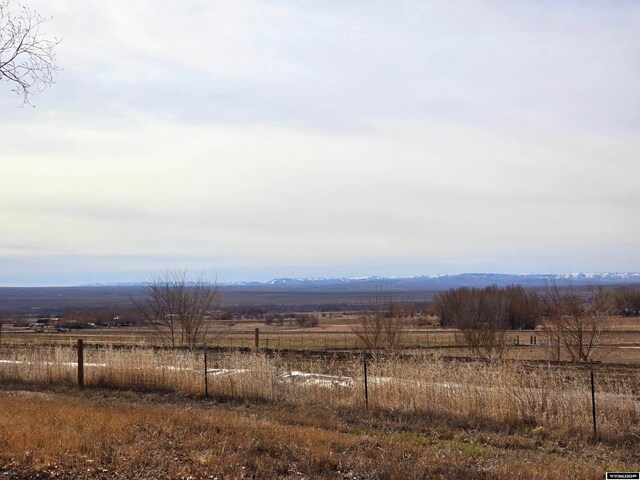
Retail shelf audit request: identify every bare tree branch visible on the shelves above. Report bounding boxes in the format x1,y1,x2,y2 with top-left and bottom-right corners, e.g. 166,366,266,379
352,287,407,355
432,286,519,360
0,0,61,105
542,281,615,363
132,270,223,349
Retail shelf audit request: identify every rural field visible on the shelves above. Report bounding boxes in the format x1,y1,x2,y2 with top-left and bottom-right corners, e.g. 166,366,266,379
0,385,638,480
3,0,640,477
3,311,640,363
1,309,639,478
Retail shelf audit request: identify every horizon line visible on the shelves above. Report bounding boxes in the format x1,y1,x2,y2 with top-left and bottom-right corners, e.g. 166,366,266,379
2,271,640,288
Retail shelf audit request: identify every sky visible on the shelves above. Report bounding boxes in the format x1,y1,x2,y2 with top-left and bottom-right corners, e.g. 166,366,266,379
1,0,639,286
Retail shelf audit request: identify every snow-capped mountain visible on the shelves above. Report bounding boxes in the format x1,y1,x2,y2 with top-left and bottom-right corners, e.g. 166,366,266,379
84,273,640,290
225,273,640,291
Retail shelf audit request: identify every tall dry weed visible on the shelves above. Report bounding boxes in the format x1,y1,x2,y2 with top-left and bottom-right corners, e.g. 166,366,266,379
1,346,637,442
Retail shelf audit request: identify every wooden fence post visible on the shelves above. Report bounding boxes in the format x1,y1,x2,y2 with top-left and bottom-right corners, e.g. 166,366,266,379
77,339,84,388
254,328,259,351
590,359,597,437
204,343,208,398
363,352,369,409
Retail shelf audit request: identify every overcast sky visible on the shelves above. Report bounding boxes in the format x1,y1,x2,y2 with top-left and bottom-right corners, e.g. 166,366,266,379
1,0,639,286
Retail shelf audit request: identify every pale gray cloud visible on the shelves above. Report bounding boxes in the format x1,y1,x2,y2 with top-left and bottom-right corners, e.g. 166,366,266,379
1,0,639,285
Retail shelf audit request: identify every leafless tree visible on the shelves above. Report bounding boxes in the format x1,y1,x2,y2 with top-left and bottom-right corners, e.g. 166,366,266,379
611,287,640,317
0,0,60,105
434,285,541,330
458,288,508,360
134,271,223,349
352,290,407,354
433,286,509,360
543,281,615,363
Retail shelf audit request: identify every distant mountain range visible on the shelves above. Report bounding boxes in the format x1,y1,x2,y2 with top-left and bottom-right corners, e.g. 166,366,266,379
84,273,640,291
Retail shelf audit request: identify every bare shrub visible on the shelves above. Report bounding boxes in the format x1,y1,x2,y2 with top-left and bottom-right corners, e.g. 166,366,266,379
352,292,407,353
432,286,507,359
503,285,542,329
295,313,318,328
543,282,616,363
133,270,222,349
611,287,640,317
432,285,544,359
461,287,508,360
216,310,234,321
434,285,542,330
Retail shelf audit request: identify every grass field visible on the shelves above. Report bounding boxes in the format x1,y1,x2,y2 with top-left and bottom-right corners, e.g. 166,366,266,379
1,315,638,478
1,346,638,443
2,315,640,363
0,387,638,479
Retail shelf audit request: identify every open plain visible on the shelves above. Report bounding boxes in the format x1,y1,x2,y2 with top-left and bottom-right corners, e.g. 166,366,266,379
1,286,639,478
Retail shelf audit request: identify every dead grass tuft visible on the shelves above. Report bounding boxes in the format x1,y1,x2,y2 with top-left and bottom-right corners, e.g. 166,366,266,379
0,346,638,443
1,390,635,479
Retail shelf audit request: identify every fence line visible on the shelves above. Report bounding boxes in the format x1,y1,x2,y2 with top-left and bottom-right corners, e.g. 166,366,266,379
2,329,640,355
0,343,638,443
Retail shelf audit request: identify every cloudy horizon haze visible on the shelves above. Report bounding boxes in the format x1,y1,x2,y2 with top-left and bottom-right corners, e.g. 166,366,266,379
1,1,639,287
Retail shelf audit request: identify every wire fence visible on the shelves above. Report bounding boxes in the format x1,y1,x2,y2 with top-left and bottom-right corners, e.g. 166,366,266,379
1,341,638,443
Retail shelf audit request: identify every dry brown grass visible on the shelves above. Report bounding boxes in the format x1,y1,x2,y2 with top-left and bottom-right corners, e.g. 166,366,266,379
2,315,639,359
1,346,638,444
0,389,636,479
